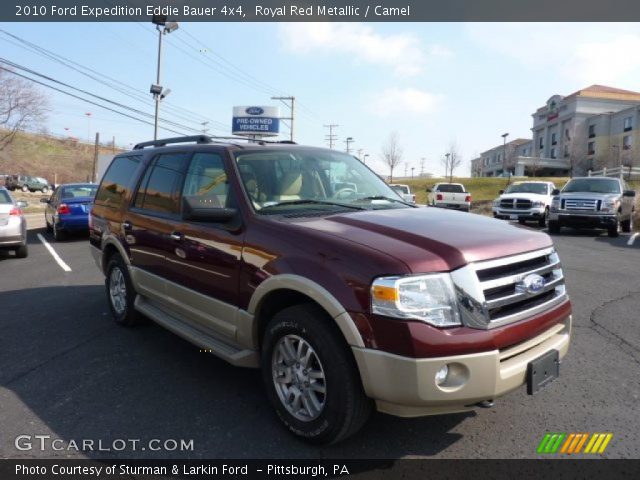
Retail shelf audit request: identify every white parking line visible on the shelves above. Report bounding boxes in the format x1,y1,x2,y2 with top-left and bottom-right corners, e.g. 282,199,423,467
37,233,72,272
628,233,639,246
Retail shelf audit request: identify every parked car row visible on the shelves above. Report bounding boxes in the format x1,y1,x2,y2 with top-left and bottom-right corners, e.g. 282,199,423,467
5,174,52,193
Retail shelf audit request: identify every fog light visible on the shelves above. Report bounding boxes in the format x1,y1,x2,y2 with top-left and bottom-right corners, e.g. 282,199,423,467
435,365,449,386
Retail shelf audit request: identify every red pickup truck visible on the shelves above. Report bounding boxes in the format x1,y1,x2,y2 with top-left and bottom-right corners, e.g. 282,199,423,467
90,137,571,444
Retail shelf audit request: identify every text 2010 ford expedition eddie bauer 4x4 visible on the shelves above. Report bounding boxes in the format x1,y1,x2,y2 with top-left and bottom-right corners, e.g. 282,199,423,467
89,136,571,444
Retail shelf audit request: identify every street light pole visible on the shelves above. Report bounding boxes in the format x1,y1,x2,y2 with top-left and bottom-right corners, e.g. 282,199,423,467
345,137,354,154
363,154,369,165
151,17,178,140
501,132,509,175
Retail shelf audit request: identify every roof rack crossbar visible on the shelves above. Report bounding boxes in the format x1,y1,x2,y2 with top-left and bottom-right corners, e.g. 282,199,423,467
133,135,213,150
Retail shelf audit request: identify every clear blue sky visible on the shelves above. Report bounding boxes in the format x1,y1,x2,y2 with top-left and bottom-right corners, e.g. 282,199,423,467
2,22,640,176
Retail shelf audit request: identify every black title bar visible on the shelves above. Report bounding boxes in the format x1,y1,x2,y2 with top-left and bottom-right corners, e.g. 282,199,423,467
4,0,640,22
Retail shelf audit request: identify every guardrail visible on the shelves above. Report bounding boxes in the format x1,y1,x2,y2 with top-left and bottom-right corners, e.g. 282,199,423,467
588,166,640,180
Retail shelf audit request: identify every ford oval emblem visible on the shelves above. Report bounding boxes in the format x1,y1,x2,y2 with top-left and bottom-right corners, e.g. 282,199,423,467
515,274,546,295
245,107,264,115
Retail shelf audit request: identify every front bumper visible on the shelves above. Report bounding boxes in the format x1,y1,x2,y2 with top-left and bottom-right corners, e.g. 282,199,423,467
549,211,616,229
352,315,571,417
493,206,546,220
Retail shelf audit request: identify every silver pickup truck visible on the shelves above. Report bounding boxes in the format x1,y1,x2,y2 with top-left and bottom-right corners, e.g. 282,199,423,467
548,177,636,237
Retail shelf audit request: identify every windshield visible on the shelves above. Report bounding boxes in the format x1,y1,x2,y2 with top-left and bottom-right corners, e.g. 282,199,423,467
234,148,408,214
562,178,621,194
61,184,98,199
505,183,549,195
436,184,464,193
0,190,12,204
36,177,48,183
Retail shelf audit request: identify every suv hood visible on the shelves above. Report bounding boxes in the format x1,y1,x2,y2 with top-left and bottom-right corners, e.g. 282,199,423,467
558,191,620,200
291,207,552,272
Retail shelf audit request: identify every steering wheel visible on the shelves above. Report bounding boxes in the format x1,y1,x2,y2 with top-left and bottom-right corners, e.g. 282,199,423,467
332,188,358,200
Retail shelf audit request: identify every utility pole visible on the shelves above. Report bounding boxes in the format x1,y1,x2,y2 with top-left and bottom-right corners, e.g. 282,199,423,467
420,157,426,176
356,149,364,161
323,124,339,149
272,96,295,141
92,132,100,183
411,167,415,179
201,121,209,134
345,137,355,154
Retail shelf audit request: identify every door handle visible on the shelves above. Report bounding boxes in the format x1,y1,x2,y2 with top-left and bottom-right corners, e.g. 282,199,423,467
169,232,184,242
122,221,132,231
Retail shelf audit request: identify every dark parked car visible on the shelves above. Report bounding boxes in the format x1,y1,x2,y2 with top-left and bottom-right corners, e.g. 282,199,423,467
42,183,97,241
90,136,571,444
5,174,51,193
0,186,28,258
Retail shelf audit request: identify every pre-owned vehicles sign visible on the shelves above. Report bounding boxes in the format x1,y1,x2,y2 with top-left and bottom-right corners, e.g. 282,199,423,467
232,106,280,136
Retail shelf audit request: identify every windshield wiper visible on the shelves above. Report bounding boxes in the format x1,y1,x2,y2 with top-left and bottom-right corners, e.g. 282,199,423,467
260,199,366,211
354,196,416,207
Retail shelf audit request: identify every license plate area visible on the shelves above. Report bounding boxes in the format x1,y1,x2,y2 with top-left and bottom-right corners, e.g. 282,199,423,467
510,214,518,220
527,349,559,395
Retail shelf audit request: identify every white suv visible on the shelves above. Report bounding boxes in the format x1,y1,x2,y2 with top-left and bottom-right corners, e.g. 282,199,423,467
492,181,556,227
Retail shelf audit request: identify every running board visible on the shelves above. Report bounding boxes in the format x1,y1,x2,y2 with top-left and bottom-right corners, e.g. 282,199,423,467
134,296,259,368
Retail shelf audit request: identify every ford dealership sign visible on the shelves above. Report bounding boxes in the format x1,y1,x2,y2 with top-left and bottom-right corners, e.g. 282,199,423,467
232,106,280,137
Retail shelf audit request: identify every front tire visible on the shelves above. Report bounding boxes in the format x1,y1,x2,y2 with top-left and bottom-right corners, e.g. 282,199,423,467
21,185,29,192
621,214,633,233
548,220,561,234
15,244,28,258
105,253,140,326
608,214,621,238
261,304,372,445
538,208,549,228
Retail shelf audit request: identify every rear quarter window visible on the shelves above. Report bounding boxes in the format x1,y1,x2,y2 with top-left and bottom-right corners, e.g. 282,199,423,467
94,155,142,209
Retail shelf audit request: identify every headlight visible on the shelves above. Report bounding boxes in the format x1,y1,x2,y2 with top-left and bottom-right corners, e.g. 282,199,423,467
371,274,461,327
551,197,560,207
601,199,619,213
493,199,500,207
531,201,544,208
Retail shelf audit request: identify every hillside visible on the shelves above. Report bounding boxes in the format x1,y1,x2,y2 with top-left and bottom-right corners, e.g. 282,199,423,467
0,130,123,185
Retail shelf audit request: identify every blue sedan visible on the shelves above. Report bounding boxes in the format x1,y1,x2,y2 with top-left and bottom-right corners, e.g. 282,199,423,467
43,183,97,241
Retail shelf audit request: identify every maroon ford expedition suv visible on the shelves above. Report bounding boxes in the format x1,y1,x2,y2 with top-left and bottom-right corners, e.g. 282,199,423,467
90,136,571,444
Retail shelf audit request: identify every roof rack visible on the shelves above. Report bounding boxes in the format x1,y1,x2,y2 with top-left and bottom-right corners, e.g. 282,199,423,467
133,135,213,150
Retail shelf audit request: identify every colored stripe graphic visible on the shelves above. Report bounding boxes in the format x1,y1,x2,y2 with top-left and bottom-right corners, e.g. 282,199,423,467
538,433,612,455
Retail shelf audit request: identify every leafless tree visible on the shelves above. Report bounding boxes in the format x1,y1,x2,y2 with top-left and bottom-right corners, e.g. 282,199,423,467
381,131,403,183
0,68,48,151
441,142,462,183
566,123,588,177
502,143,518,176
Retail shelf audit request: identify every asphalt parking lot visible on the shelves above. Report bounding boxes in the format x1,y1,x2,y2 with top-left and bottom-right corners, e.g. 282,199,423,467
1,220,639,459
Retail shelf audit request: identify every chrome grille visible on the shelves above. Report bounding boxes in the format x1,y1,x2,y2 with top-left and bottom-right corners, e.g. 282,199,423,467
499,198,532,210
454,247,568,330
563,198,598,211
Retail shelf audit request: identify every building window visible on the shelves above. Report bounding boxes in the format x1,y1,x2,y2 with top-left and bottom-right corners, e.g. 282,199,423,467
565,128,571,141
588,141,595,155
623,135,632,150
588,125,595,138
624,116,633,132
564,145,569,157
550,148,556,159
551,132,557,145
539,137,544,149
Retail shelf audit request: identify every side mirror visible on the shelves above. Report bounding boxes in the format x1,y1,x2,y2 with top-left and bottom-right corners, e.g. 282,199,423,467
40,197,49,204
182,196,236,223
498,190,504,195
552,189,561,196
623,190,636,197
16,201,28,208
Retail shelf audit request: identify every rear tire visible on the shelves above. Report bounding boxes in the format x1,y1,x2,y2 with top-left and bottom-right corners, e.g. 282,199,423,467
261,303,372,445
21,185,29,192
41,186,49,194
52,221,65,241
105,253,140,327
548,220,561,234
15,244,28,258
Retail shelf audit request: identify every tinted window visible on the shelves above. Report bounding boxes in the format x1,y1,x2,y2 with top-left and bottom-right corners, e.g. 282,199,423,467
61,185,97,199
95,155,141,209
182,153,229,207
505,183,549,195
135,153,189,215
437,184,464,193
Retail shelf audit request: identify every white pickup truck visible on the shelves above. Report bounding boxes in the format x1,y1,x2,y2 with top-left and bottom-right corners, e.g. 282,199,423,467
389,184,416,204
492,181,556,227
427,183,471,211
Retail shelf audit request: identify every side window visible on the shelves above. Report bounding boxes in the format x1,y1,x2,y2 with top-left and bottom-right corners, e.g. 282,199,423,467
182,153,230,207
134,153,189,215
94,155,142,209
